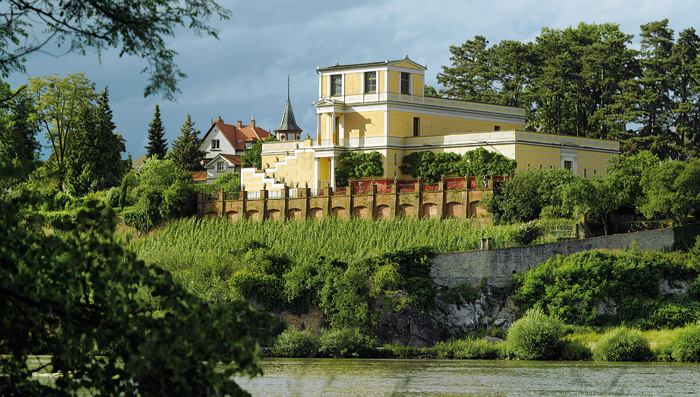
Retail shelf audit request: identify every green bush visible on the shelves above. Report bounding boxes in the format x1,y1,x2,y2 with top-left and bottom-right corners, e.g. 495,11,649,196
452,338,499,359
104,186,120,208
593,327,651,361
123,208,154,235
229,270,284,310
510,221,542,245
506,307,564,360
272,329,319,358
670,325,700,362
318,327,376,358
560,338,592,361
444,283,481,307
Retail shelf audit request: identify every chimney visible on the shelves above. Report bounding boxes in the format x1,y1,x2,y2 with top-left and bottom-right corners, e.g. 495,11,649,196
237,121,242,128
250,119,256,128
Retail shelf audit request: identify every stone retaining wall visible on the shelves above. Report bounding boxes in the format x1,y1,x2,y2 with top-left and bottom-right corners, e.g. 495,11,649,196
431,228,676,288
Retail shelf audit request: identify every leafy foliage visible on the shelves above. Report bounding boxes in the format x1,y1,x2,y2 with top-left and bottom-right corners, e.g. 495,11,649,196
506,307,564,360
241,136,277,169
0,82,40,185
485,168,577,224
456,147,517,180
513,249,698,326
271,329,319,358
399,151,460,183
639,159,700,223
669,324,700,362
0,0,232,99
593,328,652,361
0,193,274,395
335,151,384,186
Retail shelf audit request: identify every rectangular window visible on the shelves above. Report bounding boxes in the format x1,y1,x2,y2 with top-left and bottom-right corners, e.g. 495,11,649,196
217,162,225,172
331,74,342,96
413,117,420,137
394,154,397,165
364,71,377,93
401,72,410,94
564,160,572,170
211,139,220,150
245,141,253,149
494,125,501,131
584,169,587,178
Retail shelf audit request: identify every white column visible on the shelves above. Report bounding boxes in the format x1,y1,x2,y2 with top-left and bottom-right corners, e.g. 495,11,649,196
330,156,336,188
316,114,321,141
314,157,320,189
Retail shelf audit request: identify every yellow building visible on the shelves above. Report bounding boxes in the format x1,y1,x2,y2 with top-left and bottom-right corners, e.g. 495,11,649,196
241,56,619,191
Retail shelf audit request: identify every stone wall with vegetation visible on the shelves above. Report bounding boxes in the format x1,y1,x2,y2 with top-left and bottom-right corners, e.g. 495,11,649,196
431,228,676,288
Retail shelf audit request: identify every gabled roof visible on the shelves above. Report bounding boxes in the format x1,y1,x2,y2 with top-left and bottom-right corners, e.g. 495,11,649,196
204,153,241,168
201,118,272,151
317,55,427,72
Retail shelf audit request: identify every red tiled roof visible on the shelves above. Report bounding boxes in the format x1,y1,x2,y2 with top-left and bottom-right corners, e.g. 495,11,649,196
192,171,207,181
220,154,241,165
204,118,272,151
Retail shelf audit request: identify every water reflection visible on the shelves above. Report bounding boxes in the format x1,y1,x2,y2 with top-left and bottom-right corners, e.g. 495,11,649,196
235,358,700,396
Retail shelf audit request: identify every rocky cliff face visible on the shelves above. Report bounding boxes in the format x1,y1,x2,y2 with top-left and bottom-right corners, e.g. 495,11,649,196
372,285,520,347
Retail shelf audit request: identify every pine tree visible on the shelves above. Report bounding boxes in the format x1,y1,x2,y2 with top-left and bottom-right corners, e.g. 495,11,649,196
145,104,167,159
65,88,124,196
170,114,206,172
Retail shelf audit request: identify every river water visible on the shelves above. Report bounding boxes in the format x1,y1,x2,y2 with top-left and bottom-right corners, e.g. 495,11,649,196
236,358,700,396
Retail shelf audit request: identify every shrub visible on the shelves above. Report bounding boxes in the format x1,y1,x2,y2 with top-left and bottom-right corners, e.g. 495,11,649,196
670,325,700,362
452,338,499,359
560,338,592,361
506,307,564,360
123,208,154,235
510,221,542,245
104,186,120,208
318,328,376,358
593,328,651,361
229,270,284,310
272,329,319,358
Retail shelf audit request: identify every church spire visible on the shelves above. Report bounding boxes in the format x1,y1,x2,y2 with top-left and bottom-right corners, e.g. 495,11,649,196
275,75,302,140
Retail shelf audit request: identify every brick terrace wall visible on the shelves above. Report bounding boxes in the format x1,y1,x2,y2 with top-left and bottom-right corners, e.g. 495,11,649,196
431,228,676,288
198,180,495,221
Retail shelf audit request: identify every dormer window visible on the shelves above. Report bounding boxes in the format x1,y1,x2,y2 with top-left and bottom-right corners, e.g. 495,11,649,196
364,71,377,93
331,74,342,96
211,139,220,150
245,141,253,149
217,161,225,172
400,72,410,95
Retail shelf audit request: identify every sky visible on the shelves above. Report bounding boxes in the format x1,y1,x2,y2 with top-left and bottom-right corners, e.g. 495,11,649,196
6,0,699,159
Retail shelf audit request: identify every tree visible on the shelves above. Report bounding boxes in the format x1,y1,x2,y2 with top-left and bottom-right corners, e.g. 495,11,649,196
639,159,700,224
0,193,275,395
27,72,97,174
671,28,700,159
65,88,125,196
485,168,577,224
456,147,517,180
170,114,206,172
606,150,660,210
563,174,628,235
241,136,277,169
145,104,168,159
399,151,460,183
335,151,384,187
0,1,231,100
0,82,40,178
437,35,497,103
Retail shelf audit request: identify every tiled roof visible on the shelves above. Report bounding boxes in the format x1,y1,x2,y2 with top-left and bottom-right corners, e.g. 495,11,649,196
220,154,241,165
192,171,207,181
202,118,272,151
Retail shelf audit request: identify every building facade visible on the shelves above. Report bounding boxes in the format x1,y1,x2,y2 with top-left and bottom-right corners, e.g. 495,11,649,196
240,57,619,191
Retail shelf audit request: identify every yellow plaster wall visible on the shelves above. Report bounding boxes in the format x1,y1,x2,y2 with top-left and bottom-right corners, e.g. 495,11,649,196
321,75,327,97
412,74,423,96
378,71,386,94
388,110,522,138
514,143,561,171
268,150,317,187
344,111,385,138
345,72,361,96
388,71,399,93
392,61,423,70
577,150,614,177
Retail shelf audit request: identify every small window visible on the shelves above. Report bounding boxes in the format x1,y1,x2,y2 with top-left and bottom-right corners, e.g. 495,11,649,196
245,141,253,149
494,125,501,131
413,117,420,137
594,169,597,176
211,139,220,150
584,169,587,178
365,71,377,93
331,74,342,96
401,72,410,95
217,162,225,172
564,160,572,170
394,154,397,165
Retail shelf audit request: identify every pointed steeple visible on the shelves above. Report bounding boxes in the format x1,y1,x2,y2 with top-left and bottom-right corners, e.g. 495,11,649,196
275,76,302,139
